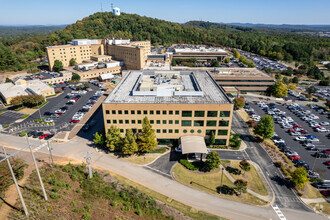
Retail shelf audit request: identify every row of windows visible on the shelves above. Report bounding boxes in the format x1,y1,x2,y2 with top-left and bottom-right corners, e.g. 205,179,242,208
106,119,229,127
105,110,230,117
112,128,228,136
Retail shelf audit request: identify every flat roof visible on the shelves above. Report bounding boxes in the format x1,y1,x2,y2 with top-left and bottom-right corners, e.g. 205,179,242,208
104,70,231,104
175,48,226,53
212,68,274,79
181,135,208,154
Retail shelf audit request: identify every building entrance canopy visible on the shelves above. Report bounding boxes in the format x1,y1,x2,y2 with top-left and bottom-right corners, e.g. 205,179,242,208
181,135,208,155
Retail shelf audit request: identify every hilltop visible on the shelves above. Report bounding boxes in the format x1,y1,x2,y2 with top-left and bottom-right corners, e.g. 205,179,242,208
0,12,329,72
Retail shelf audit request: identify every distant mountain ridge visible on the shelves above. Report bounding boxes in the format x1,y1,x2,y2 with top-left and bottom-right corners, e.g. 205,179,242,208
216,22,330,32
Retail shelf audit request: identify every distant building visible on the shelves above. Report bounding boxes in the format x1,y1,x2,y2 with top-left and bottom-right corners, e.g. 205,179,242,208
113,7,120,16
210,68,275,92
46,39,150,71
172,47,227,63
0,78,54,104
102,70,233,146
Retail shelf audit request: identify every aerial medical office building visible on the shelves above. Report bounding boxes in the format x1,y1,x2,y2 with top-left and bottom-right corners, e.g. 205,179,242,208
102,70,233,146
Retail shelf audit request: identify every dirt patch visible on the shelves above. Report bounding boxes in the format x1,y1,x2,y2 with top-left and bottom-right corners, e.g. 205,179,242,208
18,108,38,115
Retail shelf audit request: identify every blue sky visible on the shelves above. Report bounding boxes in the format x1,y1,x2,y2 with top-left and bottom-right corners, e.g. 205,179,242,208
0,0,329,25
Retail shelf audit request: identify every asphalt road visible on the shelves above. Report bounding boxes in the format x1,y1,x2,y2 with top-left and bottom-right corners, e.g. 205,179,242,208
12,83,100,134
230,112,311,211
248,101,330,180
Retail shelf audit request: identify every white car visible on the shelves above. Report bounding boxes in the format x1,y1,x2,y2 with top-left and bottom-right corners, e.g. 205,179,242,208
295,136,307,141
310,114,319,120
320,121,330,126
44,118,54,123
306,138,320,142
315,127,328,132
286,151,299,156
304,143,315,147
175,145,182,153
273,139,285,144
290,132,301,136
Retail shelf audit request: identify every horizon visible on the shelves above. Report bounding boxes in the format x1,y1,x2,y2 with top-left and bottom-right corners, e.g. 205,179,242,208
0,0,330,26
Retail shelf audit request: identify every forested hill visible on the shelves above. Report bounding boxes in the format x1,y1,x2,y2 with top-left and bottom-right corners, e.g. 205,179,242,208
0,12,329,72
0,25,66,39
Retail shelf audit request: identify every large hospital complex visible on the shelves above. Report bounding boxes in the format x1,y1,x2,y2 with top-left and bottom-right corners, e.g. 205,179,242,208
102,70,233,145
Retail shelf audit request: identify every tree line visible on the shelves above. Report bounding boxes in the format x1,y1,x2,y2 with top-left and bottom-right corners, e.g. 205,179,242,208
0,12,329,72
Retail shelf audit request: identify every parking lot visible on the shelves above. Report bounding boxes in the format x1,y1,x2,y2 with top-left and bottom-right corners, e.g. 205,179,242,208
246,101,330,180
0,111,25,125
13,82,102,137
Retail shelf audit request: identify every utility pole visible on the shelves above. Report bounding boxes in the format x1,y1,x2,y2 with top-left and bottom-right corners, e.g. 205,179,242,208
37,101,42,120
26,136,48,201
86,152,92,179
1,145,28,216
47,141,54,167
220,167,224,194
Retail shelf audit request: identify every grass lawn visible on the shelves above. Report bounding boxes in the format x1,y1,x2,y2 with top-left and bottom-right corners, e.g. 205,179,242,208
121,154,162,165
236,109,250,122
225,161,268,196
310,202,330,216
172,164,268,206
112,172,223,220
301,183,323,199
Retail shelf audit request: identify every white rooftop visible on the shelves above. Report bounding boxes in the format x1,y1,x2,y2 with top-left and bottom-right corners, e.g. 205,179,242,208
175,48,226,53
0,79,53,99
104,70,230,104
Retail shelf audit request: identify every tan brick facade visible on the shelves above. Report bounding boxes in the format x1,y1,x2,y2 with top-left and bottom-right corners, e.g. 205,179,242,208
102,103,233,145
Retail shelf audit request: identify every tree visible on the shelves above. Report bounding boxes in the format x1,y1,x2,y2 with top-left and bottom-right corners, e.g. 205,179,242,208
239,159,251,174
291,76,299,84
93,132,105,146
83,83,90,88
69,58,77,66
325,63,330,69
275,73,282,80
254,115,274,140
326,100,330,109
22,95,44,107
204,151,220,171
105,125,121,151
224,57,230,64
319,80,329,86
287,83,296,90
171,59,177,66
71,73,81,82
233,96,245,109
234,179,247,195
209,131,215,146
306,86,316,94
291,167,308,188
232,50,240,59
122,129,138,155
138,117,157,153
10,95,24,106
211,59,220,67
5,78,12,83
282,77,289,84
271,81,288,98
53,60,63,72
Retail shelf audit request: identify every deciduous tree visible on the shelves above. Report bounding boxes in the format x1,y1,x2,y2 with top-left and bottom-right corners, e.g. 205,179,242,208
205,151,220,171
291,167,308,188
69,58,77,66
53,60,63,72
93,132,105,146
71,73,81,82
254,115,274,140
271,81,288,98
105,126,121,151
234,179,247,195
233,96,245,109
239,159,251,174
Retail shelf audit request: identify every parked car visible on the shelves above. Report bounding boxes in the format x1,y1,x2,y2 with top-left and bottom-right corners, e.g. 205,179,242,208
295,136,307,141
82,124,90,131
175,145,182,153
33,132,43,138
44,134,54,140
44,111,53,116
320,190,330,197
27,131,37,137
320,121,329,126
70,119,80,123
44,118,54,123
289,155,301,160
39,133,50,139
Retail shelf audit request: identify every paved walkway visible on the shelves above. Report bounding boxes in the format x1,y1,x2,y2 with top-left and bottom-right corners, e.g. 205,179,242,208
0,134,327,220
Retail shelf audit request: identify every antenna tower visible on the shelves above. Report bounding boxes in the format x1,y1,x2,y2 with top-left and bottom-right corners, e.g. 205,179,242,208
111,3,114,11
101,2,103,12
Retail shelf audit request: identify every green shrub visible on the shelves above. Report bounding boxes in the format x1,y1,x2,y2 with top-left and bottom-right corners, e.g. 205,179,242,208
179,159,198,171
149,147,167,153
3,124,9,128
50,192,58,199
82,214,91,220
20,114,29,119
19,131,28,137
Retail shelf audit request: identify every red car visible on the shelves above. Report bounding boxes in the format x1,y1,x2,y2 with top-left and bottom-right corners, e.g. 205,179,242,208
70,119,80,123
289,155,301,160
324,161,330,166
55,112,63,115
288,129,295,133
293,124,302,129
59,82,64,84
73,98,78,101
321,190,330,197
300,130,308,134
39,133,50,139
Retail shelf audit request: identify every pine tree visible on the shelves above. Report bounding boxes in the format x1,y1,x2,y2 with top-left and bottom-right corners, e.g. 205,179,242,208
122,129,138,155
138,117,157,153
209,131,215,146
105,125,121,151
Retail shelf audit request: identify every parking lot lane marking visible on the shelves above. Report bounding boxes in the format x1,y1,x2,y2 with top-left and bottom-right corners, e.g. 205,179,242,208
271,204,287,220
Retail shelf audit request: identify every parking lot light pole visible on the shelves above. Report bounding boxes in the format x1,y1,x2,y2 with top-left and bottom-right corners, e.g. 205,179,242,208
220,167,224,194
37,100,42,120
